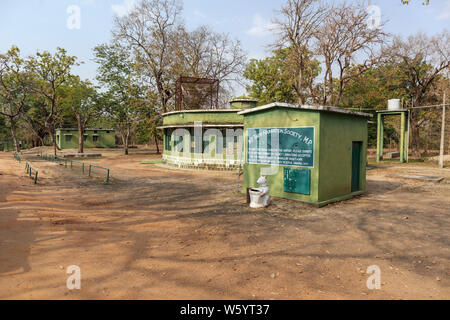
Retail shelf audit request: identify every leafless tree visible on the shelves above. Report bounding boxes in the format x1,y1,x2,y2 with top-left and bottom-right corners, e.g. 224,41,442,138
272,0,327,104
177,25,246,90
113,0,182,113
272,0,387,106
316,1,388,107
315,5,341,105
173,25,246,108
113,0,246,112
387,30,450,155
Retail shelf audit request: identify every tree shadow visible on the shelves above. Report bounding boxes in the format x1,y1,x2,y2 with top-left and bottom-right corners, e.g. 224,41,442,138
0,208,34,275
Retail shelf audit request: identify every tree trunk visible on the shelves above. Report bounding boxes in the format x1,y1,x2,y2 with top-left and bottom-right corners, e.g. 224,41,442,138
334,76,344,107
9,118,21,153
37,134,44,147
296,56,304,105
123,133,129,155
322,70,328,105
328,65,334,105
156,74,168,113
76,114,84,154
154,132,160,154
49,125,57,156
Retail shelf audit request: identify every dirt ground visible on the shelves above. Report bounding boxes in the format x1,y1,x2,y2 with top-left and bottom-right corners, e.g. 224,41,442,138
0,147,449,300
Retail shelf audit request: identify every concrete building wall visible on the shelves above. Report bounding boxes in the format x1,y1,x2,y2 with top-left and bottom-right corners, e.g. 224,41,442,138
56,129,116,149
317,112,368,206
162,127,244,170
163,111,243,126
160,110,245,170
229,99,258,110
241,105,370,207
242,108,321,204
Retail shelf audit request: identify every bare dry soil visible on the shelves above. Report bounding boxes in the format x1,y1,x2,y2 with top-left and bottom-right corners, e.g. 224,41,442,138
0,148,449,299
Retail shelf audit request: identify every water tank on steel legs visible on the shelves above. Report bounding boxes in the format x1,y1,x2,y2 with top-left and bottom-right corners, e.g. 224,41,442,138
388,99,401,111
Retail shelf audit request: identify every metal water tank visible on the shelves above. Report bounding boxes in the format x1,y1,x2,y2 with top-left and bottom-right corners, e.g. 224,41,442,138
388,99,401,111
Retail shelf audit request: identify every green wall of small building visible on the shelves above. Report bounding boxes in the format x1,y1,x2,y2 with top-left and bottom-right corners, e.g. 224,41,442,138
162,126,244,160
242,108,321,204
242,106,368,207
163,111,243,126
56,129,116,149
159,105,369,207
229,99,258,110
318,112,368,204
161,110,245,166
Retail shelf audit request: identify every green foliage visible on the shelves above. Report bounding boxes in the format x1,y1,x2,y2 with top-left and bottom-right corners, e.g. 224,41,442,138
60,77,99,124
341,63,412,147
88,114,115,130
27,47,80,98
0,114,9,140
0,46,36,151
135,122,152,144
340,64,410,111
25,47,81,152
58,77,103,152
94,43,150,153
23,94,53,145
244,49,295,105
243,48,320,105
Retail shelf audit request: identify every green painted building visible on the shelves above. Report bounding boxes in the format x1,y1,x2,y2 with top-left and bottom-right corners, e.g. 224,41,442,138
238,103,372,207
229,97,258,110
159,99,372,206
55,128,116,149
158,109,245,170
158,97,265,170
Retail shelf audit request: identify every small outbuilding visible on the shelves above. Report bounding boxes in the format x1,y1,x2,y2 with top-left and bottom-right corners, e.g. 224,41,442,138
56,128,116,149
158,98,260,170
238,103,372,207
158,109,245,170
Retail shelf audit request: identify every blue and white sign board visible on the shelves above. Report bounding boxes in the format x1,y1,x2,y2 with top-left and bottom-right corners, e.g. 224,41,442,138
247,127,315,168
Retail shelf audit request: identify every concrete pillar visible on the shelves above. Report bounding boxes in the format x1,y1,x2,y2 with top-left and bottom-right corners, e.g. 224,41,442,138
376,113,384,162
400,112,406,163
404,112,409,163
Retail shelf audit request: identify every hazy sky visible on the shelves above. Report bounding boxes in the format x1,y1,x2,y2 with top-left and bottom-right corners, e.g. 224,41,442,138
0,0,449,94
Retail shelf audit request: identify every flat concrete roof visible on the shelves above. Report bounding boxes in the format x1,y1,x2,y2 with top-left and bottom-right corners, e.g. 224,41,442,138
376,109,409,113
56,128,115,131
229,98,259,102
237,103,373,118
157,124,243,129
162,109,241,116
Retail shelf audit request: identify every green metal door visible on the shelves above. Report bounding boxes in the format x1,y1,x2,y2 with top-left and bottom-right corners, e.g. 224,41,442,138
284,168,311,195
351,142,362,192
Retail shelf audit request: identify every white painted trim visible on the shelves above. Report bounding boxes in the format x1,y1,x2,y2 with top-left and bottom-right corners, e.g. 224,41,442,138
237,102,373,118
163,154,244,166
157,124,244,129
162,109,242,116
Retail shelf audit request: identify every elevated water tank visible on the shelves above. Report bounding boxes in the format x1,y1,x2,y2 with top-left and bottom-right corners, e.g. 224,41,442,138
388,99,401,111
